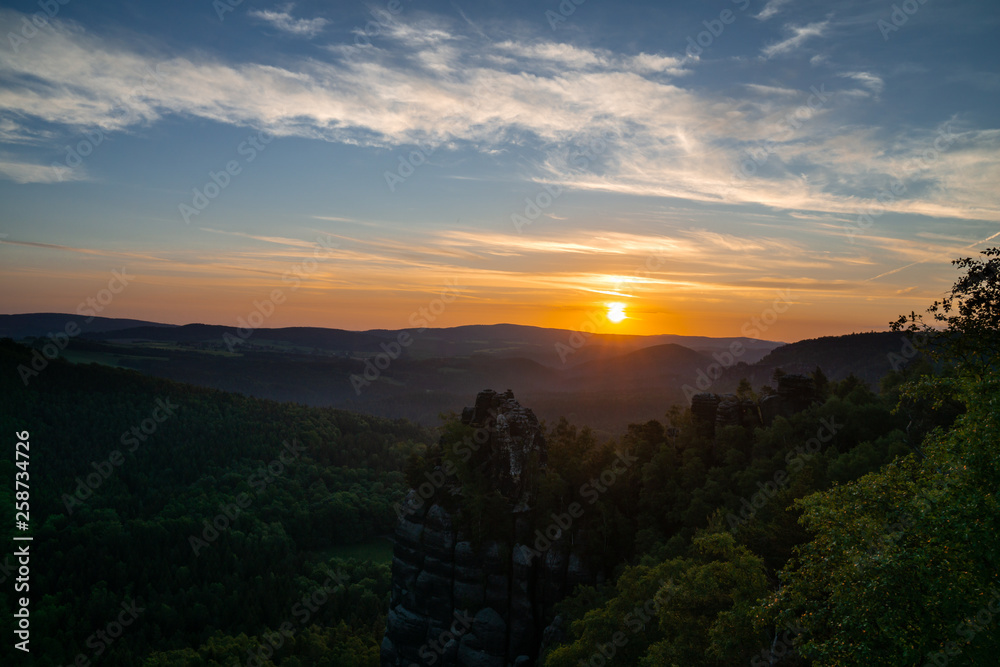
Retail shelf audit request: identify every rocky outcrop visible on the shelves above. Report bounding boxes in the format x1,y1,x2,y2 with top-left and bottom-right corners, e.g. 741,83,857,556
777,374,815,414
381,390,597,667
715,394,742,429
694,374,816,432
460,389,546,510
759,394,783,426
691,393,721,438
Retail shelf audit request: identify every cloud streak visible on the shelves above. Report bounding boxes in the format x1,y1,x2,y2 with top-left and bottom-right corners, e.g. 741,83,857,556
0,10,998,224
762,21,829,57
249,5,328,38
0,158,84,184
755,0,794,21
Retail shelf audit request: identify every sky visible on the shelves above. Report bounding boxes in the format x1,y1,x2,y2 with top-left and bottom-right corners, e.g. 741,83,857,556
1,0,998,342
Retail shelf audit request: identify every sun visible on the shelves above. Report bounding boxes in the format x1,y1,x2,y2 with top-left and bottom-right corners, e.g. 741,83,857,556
606,302,627,323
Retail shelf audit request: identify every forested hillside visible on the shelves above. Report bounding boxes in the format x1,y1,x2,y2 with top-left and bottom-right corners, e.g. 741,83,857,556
2,249,997,666
0,340,432,665
538,249,999,666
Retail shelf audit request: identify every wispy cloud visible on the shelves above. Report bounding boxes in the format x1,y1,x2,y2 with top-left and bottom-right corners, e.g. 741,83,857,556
839,71,884,96
762,21,829,58
0,238,161,261
743,83,801,97
198,228,329,250
755,0,793,21
0,158,84,184
1,10,998,223
249,5,328,38
494,40,605,69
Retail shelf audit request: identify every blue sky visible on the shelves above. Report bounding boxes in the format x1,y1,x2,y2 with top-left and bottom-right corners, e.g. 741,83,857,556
1,0,998,340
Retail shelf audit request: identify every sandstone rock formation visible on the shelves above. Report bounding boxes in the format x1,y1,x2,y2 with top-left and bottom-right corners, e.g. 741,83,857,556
715,394,742,429
460,389,547,510
777,373,815,414
691,392,721,438
694,373,817,433
381,390,597,667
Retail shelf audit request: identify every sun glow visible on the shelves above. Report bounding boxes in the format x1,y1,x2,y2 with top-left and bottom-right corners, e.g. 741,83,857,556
606,302,627,323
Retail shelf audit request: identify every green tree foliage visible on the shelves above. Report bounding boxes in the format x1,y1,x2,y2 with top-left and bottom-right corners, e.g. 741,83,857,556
810,366,829,401
5,248,995,666
541,373,908,665
143,559,389,666
770,372,999,665
892,247,1000,375
767,249,1000,665
545,533,770,667
0,340,430,666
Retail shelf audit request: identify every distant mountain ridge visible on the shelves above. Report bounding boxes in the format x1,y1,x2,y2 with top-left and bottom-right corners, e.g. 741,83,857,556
0,312,176,338
2,314,912,433
716,331,911,390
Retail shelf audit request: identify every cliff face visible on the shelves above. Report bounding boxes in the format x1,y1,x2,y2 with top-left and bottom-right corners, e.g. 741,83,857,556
461,389,547,510
380,390,597,667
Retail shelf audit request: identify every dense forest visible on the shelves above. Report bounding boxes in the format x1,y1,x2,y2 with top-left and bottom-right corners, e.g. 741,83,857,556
394,248,999,666
536,249,999,666
2,248,998,665
0,342,432,665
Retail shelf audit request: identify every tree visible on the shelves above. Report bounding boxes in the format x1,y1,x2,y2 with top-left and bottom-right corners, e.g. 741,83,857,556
770,249,1000,665
892,246,1000,377
810,366,829,400
768,373,1000,665
544,532,770,667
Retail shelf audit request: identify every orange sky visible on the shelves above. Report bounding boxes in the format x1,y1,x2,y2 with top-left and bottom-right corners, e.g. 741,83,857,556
0,224,954,343
2,3,999,345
